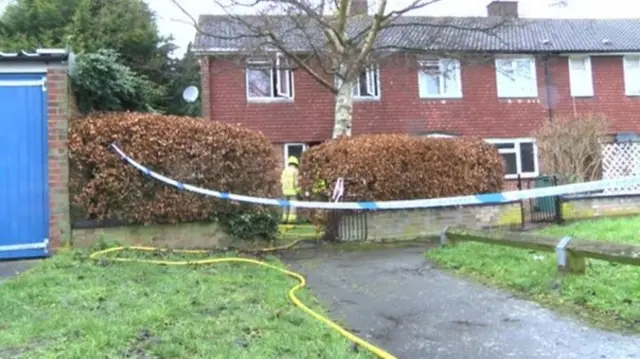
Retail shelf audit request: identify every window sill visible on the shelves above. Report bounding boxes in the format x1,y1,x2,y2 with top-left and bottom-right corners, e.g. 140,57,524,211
505,173,539,180
419,95,463,100
497,95,538,99
570,94,594,98
353,96,381,102
247,97,294,103
625,93,640,97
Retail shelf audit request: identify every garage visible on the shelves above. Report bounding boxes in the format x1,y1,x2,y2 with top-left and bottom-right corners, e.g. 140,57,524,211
0,49,71,260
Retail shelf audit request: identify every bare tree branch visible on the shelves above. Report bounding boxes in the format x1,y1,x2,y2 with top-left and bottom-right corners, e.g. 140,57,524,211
534,114,610,184
173,0,516,137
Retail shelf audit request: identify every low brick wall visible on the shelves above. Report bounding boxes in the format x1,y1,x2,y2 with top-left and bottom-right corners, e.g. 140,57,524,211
561,193,640,220
338,193,640,242
72,221,233,249
338,202,522,242
70,194,640,246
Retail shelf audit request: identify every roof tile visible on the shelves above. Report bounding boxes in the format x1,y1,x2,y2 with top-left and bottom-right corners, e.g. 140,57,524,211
194,15,640,53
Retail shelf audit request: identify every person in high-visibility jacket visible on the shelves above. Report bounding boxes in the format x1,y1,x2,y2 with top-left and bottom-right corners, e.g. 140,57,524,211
281,156,300,223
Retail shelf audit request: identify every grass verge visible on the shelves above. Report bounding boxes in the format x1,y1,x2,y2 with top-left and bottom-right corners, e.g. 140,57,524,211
0,248,372,359
426,216,640,332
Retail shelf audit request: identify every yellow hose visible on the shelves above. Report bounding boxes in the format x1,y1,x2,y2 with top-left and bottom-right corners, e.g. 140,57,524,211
89,241,397,359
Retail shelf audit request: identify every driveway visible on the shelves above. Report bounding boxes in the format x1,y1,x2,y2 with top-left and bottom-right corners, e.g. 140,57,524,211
282,245,640,359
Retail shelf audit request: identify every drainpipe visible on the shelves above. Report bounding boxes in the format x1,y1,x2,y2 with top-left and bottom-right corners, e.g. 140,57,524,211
543,53,554,123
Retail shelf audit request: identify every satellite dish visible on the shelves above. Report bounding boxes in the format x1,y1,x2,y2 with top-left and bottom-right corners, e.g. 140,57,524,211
182,86,199,103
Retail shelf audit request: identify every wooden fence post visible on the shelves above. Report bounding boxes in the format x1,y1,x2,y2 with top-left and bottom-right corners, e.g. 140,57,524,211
446,228,640,273
555,236,586,274
440,226,455,247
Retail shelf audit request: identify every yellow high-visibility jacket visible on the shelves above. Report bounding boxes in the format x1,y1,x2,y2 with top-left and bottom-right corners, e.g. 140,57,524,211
281,166,299,196
312,178,327,196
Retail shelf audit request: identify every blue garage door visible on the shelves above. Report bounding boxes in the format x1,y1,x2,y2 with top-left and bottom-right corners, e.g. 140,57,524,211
0,73,49,260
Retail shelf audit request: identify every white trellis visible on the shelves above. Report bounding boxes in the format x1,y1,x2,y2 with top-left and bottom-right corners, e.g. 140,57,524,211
601,141,640,194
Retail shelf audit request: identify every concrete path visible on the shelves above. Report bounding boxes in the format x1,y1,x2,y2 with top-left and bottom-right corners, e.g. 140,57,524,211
0,260,38,282
282,245,640,359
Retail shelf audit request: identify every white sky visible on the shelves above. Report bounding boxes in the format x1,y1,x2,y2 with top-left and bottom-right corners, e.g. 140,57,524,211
154,0,640,57
1,0,638,56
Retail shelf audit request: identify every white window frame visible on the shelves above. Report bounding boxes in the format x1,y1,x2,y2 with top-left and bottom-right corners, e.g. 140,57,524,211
353,66,381,100
494,56,538,98
417,58,462,98
568,55,594,97
623,55,640,96
284,143,307,166
245,54,294,102
485,138,539,179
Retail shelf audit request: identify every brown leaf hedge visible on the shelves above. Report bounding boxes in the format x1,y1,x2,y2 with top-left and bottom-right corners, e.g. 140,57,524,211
299,134,504,201
68,112,280,231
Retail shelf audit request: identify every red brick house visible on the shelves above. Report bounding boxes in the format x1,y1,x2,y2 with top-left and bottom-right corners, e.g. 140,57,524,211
193,1,640,183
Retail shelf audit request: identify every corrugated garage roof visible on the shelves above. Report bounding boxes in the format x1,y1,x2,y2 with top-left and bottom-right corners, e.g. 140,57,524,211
0,49,69,62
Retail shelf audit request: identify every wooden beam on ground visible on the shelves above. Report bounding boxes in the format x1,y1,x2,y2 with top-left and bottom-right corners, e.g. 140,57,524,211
443,228,640,274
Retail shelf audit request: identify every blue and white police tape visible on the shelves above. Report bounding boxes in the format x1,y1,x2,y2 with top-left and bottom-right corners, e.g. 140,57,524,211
111,143,640,210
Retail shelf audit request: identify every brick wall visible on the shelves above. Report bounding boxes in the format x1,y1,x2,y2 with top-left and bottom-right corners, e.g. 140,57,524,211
203,54,640,143
273,143,285,173
336,194,640,242
561,194,640,220
199,57,211,121
47,66,71,249
338,203,521,241
72,222,232,249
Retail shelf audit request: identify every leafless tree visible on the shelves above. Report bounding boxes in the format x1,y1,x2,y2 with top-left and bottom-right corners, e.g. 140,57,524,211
533,114,609,184
171,0,514,138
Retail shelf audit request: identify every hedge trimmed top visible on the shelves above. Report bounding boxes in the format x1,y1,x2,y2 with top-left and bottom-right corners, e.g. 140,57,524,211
69,114,504,224
298,134,504,202
69,112,279,225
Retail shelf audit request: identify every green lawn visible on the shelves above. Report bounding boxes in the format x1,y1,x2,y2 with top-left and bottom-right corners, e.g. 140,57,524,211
427,216,640,331
0,248,372,359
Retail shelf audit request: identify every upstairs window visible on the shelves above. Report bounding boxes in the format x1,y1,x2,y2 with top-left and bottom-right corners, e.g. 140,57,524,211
495,57,538,98
568,56,594,97
246,54,293,100
623,55,640,96
418,58,462,98
353,66,380,99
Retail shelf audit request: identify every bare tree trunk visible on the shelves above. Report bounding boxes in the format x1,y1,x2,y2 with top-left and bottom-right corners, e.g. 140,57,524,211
333,80,354,138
